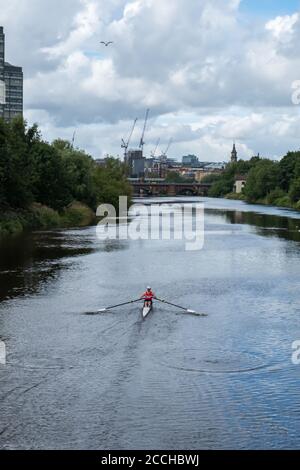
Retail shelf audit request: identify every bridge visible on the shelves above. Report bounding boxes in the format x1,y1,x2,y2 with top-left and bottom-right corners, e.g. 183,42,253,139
130,181,212,197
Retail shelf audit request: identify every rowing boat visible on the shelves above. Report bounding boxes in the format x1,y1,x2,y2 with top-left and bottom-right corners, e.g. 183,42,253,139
142,302,152,319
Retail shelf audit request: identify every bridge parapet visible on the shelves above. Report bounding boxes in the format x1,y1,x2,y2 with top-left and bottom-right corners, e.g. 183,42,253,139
130,181,212,197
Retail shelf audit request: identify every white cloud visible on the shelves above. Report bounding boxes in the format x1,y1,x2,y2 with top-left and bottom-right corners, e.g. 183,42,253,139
1,0,300,160
266,13,299,42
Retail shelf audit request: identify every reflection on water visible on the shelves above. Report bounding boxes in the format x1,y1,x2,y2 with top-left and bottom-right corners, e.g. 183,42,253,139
0,198,300,450
0,229,128,302
217,209,300,243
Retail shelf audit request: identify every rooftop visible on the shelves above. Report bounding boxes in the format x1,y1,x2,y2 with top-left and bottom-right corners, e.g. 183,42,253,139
4,62,23,72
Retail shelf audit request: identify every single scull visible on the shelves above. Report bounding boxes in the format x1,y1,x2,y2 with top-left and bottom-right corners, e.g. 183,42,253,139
142,302,153,319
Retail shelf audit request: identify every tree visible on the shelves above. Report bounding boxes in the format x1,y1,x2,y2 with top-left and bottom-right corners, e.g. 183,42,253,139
279,151,300,191
289,177,300,203
243,159,279,202
31,141,71,210
208,163,236,197
0,119,9,207
93,158,132,210
4,117,40,208
165,171,191,183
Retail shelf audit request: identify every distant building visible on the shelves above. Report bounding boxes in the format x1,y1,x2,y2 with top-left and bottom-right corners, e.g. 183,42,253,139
194,168,223,182
94,158,107,167
127,150,145,178
202,162,226,171
231,143,238,163
234,176,247,194
182,154,199,166
0,26,23,122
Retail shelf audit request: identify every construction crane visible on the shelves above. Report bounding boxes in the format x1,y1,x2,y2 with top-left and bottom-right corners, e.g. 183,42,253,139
139,109,150,153
162,137,173,157
71,130,76,149
121,118,138,161
151,138,160,158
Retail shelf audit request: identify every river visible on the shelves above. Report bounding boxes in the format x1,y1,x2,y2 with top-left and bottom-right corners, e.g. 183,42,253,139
0,197,300,450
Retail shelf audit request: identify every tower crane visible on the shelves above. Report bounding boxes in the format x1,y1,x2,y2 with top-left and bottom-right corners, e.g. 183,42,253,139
139,109,150,153
162,138,173,158
71,130,76,149
121,118,138,161
151,138,160,158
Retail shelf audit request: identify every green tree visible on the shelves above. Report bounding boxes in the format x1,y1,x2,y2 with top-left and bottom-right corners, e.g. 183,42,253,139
289,177,300,203
93,158,132,210
243,159,279,202
31,141,72,210
279,151,300,191
53,141,97,209
0,119,9,207
4,117,40,208
165,171,191,183
208,163,236,197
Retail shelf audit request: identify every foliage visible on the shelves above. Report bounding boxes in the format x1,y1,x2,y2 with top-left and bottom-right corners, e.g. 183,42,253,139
207,153,300,211
200,173,221,184
278,151,300,191
289,177,300,203
165,171,192,183
243,159,279,202
93,157,132,210
0,118,131,219
265,188,287,205
208,163,236,197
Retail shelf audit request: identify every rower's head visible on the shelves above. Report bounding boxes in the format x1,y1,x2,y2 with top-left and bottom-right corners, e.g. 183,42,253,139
147,286,151,291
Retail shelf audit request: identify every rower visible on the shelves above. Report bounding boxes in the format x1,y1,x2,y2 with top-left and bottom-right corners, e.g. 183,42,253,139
141,286,156,308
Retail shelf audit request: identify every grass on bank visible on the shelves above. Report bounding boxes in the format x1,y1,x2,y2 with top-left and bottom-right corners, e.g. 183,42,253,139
0,202,95,239
224,191,300,211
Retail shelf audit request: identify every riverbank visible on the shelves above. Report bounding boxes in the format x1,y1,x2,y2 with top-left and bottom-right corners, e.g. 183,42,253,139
224,192,300,211
0,201,95,239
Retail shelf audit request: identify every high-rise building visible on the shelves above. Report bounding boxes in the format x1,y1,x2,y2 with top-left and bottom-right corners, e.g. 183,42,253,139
0,26,23,122
127,150,145,177
0,27,5,111
182,154,199,166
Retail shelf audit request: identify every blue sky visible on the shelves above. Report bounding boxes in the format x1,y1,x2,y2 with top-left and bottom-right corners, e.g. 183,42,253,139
240,0,300,17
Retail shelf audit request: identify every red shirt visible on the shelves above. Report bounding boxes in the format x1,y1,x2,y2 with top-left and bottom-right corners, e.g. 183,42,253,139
142,290,155,300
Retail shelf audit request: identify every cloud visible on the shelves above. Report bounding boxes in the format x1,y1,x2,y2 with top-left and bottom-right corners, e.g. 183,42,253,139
1,0,300,160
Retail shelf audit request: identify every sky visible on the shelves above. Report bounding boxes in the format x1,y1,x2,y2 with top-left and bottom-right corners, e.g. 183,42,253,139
1,0,300,162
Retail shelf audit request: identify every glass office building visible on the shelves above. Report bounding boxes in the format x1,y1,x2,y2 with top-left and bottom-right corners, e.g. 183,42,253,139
0,26,23,122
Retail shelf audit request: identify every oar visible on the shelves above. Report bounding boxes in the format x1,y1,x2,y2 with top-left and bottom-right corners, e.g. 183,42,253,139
98,298,141,313
156,298,207,317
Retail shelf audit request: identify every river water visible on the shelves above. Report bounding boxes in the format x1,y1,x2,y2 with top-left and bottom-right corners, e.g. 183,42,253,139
0,197,300,450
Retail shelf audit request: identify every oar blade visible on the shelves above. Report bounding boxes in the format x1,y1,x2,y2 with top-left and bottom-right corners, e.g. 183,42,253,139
186,309,208,317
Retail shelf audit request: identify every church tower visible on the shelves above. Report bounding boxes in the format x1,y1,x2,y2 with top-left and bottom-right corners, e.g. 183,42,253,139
231,143,237,163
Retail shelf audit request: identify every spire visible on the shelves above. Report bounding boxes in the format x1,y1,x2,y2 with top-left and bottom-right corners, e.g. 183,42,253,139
231,142,237,163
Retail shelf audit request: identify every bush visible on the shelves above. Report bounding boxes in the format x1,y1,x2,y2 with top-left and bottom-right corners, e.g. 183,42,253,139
0,217,23,238
244,159,279,202
266,188,287,205
289,177,300,203
294,200,300,211
30,204,61,229
61,202,95,227
274,195,292,208
225,192,246,201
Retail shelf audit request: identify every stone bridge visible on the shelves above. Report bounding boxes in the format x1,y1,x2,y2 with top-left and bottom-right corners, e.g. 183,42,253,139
131,181,212,197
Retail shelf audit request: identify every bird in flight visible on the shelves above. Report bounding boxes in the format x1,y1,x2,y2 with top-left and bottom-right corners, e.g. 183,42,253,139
100,41,113,47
